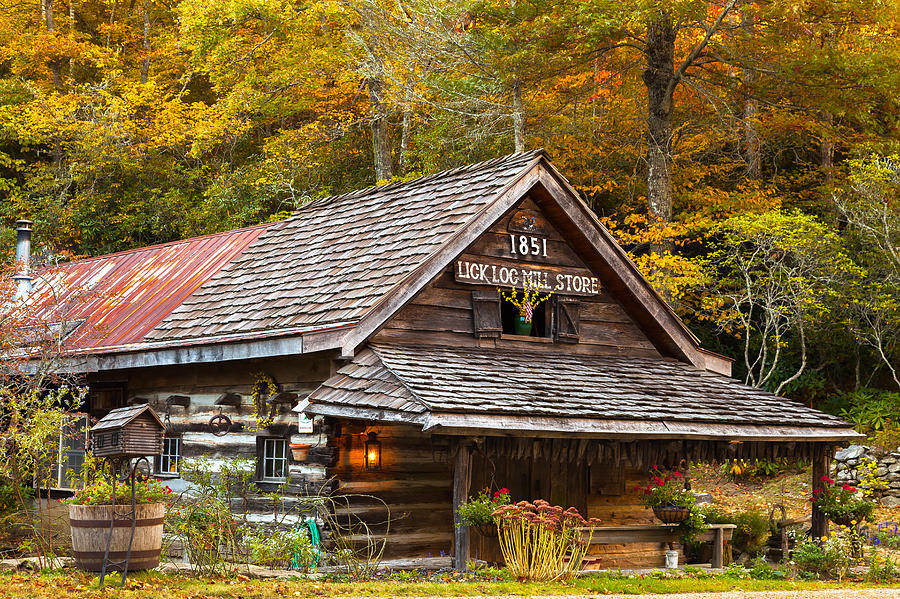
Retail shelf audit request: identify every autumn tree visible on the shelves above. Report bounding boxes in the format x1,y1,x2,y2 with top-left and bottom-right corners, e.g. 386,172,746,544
708,211,857,393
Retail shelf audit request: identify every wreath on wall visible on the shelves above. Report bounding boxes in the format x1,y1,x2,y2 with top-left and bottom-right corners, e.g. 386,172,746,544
249,372,278,431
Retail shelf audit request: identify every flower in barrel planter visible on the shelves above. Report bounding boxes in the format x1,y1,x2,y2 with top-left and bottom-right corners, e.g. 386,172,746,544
811,475,875,526
63,478,172,572
498,278,553,335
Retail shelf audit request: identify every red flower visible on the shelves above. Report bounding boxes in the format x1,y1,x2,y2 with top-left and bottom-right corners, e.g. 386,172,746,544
673,472,683,477
842,484,853,491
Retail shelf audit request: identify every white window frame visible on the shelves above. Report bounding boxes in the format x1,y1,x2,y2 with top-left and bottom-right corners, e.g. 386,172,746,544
44,413,89,491
156,436,181,477
261,438,288,481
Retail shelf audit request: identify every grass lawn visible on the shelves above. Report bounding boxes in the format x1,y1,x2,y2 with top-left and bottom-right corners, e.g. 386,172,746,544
0,570,898,598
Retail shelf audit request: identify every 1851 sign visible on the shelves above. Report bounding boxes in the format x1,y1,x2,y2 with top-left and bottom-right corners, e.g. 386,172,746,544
454,207,601,296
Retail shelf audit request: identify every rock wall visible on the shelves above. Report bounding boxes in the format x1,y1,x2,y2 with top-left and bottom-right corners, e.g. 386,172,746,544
832,445,900,508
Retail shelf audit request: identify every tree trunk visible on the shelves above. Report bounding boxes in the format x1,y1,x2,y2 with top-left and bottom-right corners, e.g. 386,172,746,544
43,0,62,89
742,12,761,179
68,0,75,79
821,112,834,184
642,15,676,255
512,79,525,152
811,445,830,540
140,0,150,84
399,84,412,176
367,76,393,182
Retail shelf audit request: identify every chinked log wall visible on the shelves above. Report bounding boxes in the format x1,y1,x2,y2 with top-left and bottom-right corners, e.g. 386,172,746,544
327,420,454,560
89,354,339,526
371,197,659,357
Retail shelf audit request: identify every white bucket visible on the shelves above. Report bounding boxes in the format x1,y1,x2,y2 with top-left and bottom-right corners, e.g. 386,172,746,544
665,549,679,569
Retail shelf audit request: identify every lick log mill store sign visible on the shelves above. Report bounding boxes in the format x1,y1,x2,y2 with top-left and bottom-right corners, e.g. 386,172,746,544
454,208,600,297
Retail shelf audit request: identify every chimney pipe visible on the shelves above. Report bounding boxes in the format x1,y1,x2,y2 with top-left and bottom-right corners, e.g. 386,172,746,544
13,219,33,300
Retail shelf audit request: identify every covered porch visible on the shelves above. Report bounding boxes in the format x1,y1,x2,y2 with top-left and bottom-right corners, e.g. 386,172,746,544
305,343,862,570
453,436,839,569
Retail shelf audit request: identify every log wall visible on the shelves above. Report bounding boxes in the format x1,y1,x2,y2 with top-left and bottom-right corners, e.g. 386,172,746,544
327,420,454,559
372,196,660,358
87,354,338,525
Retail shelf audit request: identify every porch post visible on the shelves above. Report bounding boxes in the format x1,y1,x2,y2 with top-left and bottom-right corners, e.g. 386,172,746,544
452,440,472,571
811,444,830,539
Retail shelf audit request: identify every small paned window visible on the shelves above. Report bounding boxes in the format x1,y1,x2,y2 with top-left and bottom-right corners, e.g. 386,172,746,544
261,438,288,481
157,437,181,476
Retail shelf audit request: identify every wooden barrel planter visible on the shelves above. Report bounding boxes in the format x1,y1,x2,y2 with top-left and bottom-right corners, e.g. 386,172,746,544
69,503,165,571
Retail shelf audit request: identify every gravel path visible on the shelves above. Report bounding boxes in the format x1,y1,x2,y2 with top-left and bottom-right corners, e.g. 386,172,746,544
418,591,900,599
602,590,900,599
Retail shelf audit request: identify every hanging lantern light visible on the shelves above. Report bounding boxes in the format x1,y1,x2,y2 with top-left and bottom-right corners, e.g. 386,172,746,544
364,432,382,471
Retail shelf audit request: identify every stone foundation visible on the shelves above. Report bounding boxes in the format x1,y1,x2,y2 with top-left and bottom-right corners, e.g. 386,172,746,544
832,445,900,508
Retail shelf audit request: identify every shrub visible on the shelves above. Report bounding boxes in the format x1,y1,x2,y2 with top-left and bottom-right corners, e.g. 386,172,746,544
242,525,317,571
731,510,771,556
493,500,600,581
721,458,790,480
702,508,769,556
792,536,853,580
0,478,31,517
167,497,239,576
867,547,900,582
747,556,788,580
872,522,900,550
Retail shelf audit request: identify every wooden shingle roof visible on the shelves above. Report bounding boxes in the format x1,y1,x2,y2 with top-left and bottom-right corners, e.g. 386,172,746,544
91,404,163,432
147,151,545,343
306,344,860,440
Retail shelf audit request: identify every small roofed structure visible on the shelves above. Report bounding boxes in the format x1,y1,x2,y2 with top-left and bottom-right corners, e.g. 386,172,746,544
90,405,165,458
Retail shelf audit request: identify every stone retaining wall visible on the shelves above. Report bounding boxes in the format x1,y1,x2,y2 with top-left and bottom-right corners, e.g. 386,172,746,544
832,445,900,507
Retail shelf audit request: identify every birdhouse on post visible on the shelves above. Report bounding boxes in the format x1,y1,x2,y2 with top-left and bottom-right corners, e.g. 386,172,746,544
90,405,165,458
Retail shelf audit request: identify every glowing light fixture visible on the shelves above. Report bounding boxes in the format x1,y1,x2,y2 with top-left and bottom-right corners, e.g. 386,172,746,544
364,432,382,470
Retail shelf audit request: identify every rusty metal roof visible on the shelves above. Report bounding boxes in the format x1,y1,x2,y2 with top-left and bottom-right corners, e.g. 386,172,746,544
27,224,270,352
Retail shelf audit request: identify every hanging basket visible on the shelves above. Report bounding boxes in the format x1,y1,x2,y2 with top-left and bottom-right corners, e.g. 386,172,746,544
653,506,692,524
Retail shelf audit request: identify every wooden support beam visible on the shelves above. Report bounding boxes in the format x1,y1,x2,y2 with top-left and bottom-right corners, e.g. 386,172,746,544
452,441,473,571
811,444,830,540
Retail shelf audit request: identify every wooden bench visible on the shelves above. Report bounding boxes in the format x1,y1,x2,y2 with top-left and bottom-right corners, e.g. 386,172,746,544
579,524,736,569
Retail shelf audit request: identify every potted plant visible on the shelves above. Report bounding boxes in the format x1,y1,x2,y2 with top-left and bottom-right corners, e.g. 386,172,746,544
636,467,695,524
456,487,512,564
290,443,312,461
498,279,553,336
64,477,172,571
811,475,875,526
